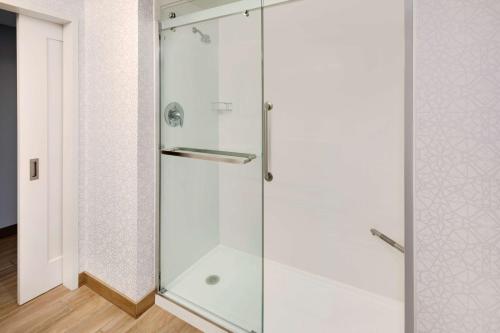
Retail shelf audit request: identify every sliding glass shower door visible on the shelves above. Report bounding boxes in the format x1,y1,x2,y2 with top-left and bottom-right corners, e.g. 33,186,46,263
159,3,263,333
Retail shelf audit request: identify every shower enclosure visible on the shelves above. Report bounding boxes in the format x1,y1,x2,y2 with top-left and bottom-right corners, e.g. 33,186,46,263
158,0,407,332
159,1,266,332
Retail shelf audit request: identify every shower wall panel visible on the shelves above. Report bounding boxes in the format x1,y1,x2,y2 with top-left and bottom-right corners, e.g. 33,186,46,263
263,0,405,301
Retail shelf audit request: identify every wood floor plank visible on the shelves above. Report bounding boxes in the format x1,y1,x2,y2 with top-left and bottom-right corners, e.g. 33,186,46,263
96,308,136,333
37,288,109,332
0,286,70,323
124,306,200,333
0,266,18,318
0,235,202,333
69,302,127,333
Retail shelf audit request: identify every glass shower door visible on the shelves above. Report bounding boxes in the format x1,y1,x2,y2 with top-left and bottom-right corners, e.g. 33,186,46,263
159,3,263,333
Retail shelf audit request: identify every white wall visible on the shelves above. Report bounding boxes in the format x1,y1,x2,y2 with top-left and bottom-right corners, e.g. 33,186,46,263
262,0,405,301
0,22,17,230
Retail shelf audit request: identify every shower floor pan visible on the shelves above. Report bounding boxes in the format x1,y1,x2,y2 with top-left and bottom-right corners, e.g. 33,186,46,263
162,245,403,333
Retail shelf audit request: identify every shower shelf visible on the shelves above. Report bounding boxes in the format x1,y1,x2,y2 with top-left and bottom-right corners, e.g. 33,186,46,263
212,102,232,112
161,147,256,164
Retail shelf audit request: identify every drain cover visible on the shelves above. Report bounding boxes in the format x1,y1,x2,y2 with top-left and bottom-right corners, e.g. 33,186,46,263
205,275,220,285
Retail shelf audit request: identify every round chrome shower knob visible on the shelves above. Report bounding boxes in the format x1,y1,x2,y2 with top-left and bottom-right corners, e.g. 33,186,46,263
165,102,184,128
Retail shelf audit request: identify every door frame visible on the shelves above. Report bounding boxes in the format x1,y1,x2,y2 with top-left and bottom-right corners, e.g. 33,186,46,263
0,0,79,291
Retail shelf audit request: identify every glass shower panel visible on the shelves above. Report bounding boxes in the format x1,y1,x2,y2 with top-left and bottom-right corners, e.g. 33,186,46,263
159,5,263,333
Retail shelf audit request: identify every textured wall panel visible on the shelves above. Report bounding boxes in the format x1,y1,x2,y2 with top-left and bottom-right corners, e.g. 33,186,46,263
415,1,500,332
81,0,156,301
82,0,140,300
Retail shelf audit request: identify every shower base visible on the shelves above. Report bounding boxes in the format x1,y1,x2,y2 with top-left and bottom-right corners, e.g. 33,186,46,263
165,245,261,333
264,260,404,333
161,245,403,333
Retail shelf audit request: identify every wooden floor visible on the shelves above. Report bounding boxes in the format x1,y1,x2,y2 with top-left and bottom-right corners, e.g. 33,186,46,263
0,235,201,333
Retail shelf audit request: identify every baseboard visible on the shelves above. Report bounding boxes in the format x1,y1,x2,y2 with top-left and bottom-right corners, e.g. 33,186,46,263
0,224,17,238
78,272,155,318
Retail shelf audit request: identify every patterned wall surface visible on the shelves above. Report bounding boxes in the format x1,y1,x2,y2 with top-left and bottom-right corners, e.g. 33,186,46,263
81,0,140,300
22,0,156,304
415,1,500,332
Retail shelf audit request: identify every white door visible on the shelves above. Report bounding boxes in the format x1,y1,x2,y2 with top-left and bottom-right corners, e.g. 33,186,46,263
17,14,64,304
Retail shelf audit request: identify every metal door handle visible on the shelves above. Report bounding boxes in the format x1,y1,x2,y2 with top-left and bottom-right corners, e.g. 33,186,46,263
30,158,39,181
264,101,273,182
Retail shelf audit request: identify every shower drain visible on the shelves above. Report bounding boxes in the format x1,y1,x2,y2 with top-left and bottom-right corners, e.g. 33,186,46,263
205,275,220,285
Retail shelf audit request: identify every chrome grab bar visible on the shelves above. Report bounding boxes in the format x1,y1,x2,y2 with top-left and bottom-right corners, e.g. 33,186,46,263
264,101,273,181
370,228,405,253
161,147,256,165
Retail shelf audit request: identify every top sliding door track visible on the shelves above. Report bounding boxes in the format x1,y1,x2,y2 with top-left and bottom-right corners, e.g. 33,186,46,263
160,0,292,30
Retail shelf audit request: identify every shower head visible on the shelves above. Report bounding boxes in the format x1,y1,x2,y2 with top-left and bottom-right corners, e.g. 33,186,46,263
192,27,211,44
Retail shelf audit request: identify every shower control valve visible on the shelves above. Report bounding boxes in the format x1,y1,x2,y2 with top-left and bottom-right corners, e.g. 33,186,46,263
165,102,184,128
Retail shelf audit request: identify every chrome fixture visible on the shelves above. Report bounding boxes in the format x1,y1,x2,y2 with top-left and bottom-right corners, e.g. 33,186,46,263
264,101,273,182
165,102,184,127
370,228,404,253
162,147,256,164
192,27,211,43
